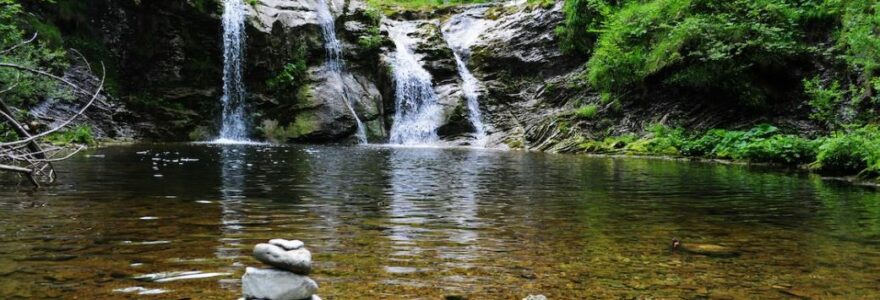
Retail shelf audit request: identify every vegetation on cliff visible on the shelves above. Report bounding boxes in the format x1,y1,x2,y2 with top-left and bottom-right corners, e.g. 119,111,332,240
554,0,880,180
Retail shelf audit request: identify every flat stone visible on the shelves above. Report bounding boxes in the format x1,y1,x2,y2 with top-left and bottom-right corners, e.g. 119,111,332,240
242,267,318,300
269,239,304,251
523,295,548,300
681,243,740,257
253,243,312,275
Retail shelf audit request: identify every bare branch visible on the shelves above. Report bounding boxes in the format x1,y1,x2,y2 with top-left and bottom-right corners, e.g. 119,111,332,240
69,48,93,74
0,62,95,96
0,62,105,147
0,32,38,55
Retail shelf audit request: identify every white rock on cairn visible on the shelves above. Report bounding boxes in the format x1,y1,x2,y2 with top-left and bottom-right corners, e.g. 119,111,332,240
243,239,321,300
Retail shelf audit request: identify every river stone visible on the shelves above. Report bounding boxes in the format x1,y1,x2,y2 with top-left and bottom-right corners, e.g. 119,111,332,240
524,295,547,300
242,267,318,300
253,243,312,275
681,243,740,258
269,239,304,251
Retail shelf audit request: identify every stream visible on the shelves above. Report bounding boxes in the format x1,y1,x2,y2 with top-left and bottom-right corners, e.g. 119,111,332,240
1,144,880,298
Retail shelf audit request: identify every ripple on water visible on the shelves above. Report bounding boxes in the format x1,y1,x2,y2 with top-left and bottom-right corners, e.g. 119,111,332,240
1,144,880,299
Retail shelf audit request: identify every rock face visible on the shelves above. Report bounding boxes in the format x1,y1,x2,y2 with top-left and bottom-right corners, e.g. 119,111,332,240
253,243,312,275
242,267,318,300
29,0,388,142
248,0,387,142
29,61,151,140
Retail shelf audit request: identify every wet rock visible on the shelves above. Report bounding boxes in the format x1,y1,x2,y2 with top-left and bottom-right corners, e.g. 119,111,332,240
253,243,312,275
242,267,318,300
269,239,304,250
676,242,740,258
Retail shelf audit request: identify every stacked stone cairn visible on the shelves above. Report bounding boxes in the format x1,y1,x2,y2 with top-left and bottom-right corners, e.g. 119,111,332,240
242,239,321,300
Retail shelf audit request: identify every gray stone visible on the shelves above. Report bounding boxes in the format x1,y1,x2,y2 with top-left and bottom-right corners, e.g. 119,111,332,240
242,267,318,300
523,295,548,300
253,243,312,275
269,239,304,250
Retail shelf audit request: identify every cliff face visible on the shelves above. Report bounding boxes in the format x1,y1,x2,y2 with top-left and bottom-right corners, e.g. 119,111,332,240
28,0,812,147
31,0,387,142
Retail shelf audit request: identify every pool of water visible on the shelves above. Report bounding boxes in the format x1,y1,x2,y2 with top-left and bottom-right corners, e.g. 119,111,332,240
1,144,879,299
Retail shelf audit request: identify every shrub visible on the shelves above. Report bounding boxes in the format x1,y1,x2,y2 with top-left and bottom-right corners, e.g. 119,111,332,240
574,104,599,119
813,126,880,175
45,124,96,146
266,46,308,94
585,0,804,104
358,26,383,50
803,76,845,125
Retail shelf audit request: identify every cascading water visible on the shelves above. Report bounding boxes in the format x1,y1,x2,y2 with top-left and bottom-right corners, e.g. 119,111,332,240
316,0,368,144
443,8,494,146
388,21,443,145
217,0,249,142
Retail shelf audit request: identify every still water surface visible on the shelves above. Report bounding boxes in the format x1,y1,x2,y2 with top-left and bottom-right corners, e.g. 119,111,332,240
1,144,880,299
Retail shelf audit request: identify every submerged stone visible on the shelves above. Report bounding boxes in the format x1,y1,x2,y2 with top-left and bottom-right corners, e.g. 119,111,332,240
253,243,312,275
242,267,318,300
680,243,740,257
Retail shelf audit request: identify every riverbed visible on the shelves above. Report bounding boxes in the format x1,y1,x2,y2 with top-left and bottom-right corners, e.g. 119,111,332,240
1,144,879,298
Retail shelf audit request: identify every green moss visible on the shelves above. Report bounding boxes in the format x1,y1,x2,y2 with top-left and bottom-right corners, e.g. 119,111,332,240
366,0,488,14
574,104,599,119
358,26,383,50
289,112,320,138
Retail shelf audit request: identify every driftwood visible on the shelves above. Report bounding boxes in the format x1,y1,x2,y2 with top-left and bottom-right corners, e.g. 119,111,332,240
0,33,104,187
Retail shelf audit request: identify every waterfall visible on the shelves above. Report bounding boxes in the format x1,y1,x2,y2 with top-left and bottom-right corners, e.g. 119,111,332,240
217,0,249,142
388,21,443,145
443,9,493,146
316,0,368,144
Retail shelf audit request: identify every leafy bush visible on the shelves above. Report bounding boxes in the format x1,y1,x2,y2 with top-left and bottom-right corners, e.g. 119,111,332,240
358,26,383,50
584,0,805,104
45,124,96,146
0,123,19,142
266,46,308,94
803,76,845,125
1,0,72,107
813,126,880,175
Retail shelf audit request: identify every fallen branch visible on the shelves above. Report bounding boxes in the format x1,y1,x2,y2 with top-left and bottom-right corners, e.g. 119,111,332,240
1,35,106,187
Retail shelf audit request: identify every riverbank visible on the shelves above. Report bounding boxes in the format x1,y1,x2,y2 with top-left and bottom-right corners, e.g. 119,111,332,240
551,124,880,185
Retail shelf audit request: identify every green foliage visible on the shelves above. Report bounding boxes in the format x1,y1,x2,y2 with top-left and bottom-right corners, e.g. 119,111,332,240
0,123,19,142
574,103,599,119
836,1,880,77
257,115,318,143
1,0,72,107
266,46,308,94
585,0,805,104
358,26,383,50
45,124,96,146
366,0,487,13
813,125,880,176
581,124,818,164
803,76,845,125
557,0,624,55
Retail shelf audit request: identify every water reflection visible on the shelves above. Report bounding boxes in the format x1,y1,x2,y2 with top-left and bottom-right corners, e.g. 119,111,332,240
1,144,880,299
216,146,248,261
